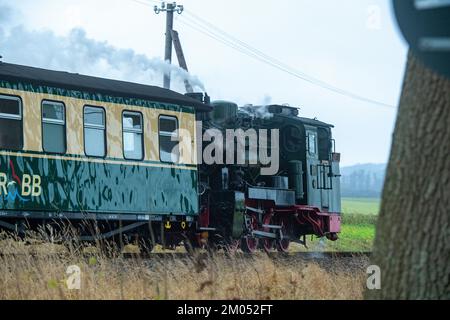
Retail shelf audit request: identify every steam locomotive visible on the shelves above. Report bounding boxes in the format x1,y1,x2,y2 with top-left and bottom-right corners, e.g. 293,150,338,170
0,62,341,252
193,100,341,252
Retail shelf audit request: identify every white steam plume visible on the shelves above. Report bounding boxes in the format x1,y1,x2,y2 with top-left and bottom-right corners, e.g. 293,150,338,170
240,94,274,119
0,4,204,92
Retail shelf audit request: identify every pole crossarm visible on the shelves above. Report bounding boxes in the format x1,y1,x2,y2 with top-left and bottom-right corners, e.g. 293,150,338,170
154,2,184,89
154,1,184,14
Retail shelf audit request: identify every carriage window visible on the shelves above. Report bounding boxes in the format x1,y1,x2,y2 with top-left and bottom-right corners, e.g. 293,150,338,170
308,133,317,155
42,101,66,154
84,106,106,157
122,111,143,160
159,116,179,163
0,95,23,150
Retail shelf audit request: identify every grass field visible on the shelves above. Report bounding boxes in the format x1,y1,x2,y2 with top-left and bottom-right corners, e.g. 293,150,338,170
302,221,376,252
342,197,381,215
0,236,368,300
334,197,379,251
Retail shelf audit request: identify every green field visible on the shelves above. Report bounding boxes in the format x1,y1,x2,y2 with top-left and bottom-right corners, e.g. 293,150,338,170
303,219,376,252
342,197,381,215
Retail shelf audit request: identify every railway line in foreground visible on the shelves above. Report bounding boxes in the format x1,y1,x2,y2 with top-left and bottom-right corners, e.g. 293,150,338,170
0,249,372,273
122,251,371,260
0,250,371,260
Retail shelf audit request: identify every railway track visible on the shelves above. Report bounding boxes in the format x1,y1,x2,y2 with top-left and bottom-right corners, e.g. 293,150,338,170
122,251,371,259
0,250,371,273
130,251,372,272
0,250,371,260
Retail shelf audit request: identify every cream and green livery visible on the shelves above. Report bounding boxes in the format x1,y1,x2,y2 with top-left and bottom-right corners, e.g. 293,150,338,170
0,62,210,244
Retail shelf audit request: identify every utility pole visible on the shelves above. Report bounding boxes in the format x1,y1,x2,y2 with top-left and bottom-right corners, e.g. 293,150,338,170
171,30,194,93
154,2,184,90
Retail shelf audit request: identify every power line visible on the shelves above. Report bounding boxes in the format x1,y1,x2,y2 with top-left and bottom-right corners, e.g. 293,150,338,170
184,10,315,80
178,15,326,83
176,16,351,96
182,10,395,108
129,0,396,108
176,17,270,67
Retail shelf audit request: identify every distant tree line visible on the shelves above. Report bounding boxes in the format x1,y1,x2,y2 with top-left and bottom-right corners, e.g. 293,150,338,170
340,164,386,198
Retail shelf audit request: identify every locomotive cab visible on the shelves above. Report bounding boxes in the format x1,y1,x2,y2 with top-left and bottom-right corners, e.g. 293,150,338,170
303,124,341,213
273,106,341,213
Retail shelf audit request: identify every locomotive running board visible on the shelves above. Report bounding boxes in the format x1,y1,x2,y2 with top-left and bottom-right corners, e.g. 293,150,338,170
262,224,282,229
245,206,264,214
252,230,277,239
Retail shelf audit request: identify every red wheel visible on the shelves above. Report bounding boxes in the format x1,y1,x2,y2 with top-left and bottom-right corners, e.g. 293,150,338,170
241,236,258,253
276,219,290,253
326,233,338,241
241,213,259,253
262,213,274,253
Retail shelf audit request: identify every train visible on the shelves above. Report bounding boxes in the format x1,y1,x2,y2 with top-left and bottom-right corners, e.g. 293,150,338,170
0,62,341,252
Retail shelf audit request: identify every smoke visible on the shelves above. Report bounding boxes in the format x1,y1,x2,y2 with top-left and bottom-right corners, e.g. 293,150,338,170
240,105,274,120
0,4,204,91
240,95,274,119
309,237,327,259
0,2,14,24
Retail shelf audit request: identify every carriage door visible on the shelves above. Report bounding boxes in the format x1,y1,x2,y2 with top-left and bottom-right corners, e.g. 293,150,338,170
317,164,331,209
306,129,321,208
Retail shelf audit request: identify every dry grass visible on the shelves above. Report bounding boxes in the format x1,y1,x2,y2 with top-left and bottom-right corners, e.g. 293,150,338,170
0,234,367,300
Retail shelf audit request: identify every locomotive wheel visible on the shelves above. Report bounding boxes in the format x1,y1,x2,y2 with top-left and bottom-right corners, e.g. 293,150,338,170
225,239,240,254
241,213,259,253
262,213,274,253
276,219,290,253
326,232,339,241
241,236,258,253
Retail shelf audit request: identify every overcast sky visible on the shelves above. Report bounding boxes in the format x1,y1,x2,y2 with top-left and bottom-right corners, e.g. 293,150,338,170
0,0,408,166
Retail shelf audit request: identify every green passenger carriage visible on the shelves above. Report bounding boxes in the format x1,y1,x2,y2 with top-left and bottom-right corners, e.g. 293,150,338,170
0,63,209,246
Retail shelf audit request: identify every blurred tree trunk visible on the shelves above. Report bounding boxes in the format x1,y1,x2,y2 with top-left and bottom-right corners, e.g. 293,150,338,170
366,52,449,300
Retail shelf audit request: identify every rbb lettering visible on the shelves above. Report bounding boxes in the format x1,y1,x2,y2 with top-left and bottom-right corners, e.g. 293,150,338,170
22,174,32,196
0,173,6,195
0,172,42,198
32,175,42,197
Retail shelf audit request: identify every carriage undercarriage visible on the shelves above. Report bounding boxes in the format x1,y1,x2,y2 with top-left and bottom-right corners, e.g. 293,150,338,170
0,203,339,254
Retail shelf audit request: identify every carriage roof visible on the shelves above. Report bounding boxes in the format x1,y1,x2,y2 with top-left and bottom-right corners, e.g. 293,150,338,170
0,62,212,112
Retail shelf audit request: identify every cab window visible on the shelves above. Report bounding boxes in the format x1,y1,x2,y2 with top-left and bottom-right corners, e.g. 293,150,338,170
308,133,316,155
318,127,331,161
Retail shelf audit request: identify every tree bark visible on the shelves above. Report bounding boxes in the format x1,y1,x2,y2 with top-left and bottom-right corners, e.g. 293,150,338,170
366,52,449,300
